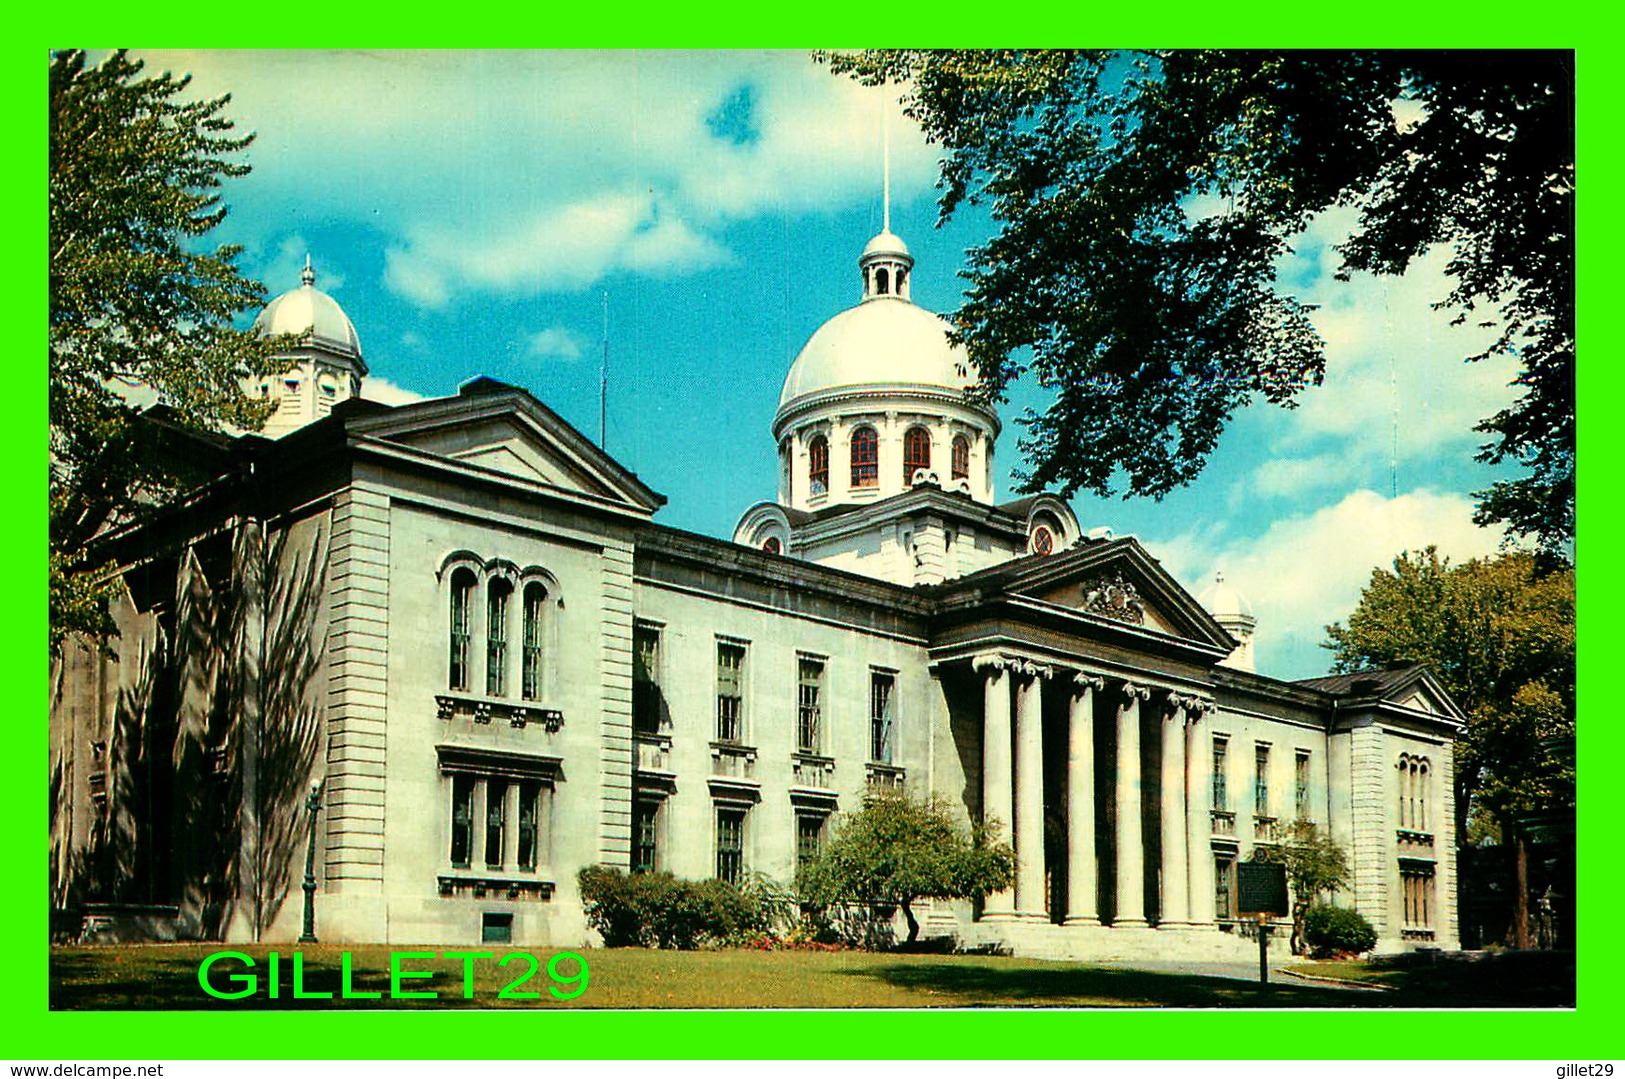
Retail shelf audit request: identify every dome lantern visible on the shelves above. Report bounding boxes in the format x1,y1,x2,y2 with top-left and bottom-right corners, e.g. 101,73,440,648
859,229,913,302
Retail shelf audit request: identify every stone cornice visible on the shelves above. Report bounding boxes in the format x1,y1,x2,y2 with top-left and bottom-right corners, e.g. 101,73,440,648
773,383,1001,441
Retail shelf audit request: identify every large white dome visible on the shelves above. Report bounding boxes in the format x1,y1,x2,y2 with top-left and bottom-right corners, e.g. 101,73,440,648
778,298,972,411
253,259,364,364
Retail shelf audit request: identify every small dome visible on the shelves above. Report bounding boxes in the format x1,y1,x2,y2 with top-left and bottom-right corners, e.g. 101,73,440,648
861,229,911,260
1200,570,1254,620
253,257,363,363
778,299,971,410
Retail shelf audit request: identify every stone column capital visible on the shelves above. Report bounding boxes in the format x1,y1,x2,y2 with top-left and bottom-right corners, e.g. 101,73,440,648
1071,671,1106,696
1119,681,1151,703
1183,696,1216,720
972,652,1012,676
1010,658,1052,681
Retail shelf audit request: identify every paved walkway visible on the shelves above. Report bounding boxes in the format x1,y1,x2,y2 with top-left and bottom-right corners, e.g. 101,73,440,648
1092,955,1384,992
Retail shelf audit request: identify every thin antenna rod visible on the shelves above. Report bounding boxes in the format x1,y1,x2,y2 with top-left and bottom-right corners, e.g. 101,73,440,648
600,291,609,450
882,99,891,234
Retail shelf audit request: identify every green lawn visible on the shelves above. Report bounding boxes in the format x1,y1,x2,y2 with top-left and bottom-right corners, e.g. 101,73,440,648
49,944,1574,1010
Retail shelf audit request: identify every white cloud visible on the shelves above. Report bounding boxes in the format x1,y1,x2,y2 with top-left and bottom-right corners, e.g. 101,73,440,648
384,191,734,301
1247,452,1356,500
135,50,930,303
524,327,587,361
382,248,450,309
360,377,427,406
1151,487,1509,677
1273,208,1518,466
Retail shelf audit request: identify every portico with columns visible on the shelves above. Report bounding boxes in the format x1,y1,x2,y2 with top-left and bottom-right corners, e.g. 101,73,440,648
961,648,1223,936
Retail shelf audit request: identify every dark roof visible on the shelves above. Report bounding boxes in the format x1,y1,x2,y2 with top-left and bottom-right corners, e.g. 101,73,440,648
1293,664,1428,697
996,495,1043,518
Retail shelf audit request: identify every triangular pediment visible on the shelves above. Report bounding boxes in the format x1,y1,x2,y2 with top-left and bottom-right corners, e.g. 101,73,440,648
345,382,665,515
978,538,1237,652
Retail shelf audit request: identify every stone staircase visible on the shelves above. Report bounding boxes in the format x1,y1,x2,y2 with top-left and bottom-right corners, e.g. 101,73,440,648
958,919,1267,963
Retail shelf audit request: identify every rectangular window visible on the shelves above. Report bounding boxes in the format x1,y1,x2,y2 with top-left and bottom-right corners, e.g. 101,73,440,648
484,779,508,866
1295,750,1311,820
716,641,746,743
481,912,513,944
716,807,746,885
486,581,511,697
450,774,475,867
796,812,826,875
1211,737,1229,811
870,670,896,763
633,623,661,734
1401,867,1436,928
633,799,659,874
516,780,541,870
797,656,825,753
1215,855,1235,920
1254,744,1271,817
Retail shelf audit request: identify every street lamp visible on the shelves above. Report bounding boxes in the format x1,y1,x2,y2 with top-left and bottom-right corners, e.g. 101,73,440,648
298,779,323,943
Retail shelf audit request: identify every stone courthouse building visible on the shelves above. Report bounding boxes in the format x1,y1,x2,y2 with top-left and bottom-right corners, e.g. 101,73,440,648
50,231,1464,957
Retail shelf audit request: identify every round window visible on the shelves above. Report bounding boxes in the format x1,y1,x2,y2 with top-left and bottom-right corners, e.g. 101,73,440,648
1032,526,1055,556
762,536,782,555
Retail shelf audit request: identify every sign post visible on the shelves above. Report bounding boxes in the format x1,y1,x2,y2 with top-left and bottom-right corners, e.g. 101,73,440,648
1237,861,1289,988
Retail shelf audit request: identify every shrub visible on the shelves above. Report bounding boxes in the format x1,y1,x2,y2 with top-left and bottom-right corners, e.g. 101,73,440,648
577,866,786,949
1304,904,1378,957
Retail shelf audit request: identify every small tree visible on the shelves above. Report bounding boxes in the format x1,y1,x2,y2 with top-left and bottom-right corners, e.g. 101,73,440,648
797,792,1014,944
1269,820,1351,956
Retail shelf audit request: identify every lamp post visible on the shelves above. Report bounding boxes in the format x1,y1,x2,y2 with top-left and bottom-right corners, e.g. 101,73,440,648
298,780,323,943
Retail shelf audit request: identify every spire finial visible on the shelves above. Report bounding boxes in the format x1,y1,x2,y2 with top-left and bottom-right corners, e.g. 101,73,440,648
881,100,891,235
301,254,315,287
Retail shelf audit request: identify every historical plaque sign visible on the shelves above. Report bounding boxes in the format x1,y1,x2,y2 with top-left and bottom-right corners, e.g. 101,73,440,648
1237,862,1289,916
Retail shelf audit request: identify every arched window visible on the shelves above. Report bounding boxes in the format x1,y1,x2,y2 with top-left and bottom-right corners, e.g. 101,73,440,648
486,578,513,697
521,582,547,701
850,426,878,488
952,435,970,480
808,435,829,496
449,567,476,692
876,268,890,295
903,426,931,485
1418,760,1430,831
762,536,782,555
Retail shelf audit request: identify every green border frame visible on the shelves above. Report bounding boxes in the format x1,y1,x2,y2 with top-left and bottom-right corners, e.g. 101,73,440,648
17,15,1617,1059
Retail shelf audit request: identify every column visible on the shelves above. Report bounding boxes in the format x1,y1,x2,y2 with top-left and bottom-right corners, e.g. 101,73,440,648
1185,698,1216,927
1114,682,1150,928
1158,694,1190,927
1065,673,1104,925
1014,662,1048,920
975,654,1015,920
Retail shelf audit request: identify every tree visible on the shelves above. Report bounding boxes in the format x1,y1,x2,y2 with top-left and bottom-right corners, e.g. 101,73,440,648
1262,820,1350,956
797,791,1015,944
1324,547,1575,943
823,50,1574,553
49,50,292,653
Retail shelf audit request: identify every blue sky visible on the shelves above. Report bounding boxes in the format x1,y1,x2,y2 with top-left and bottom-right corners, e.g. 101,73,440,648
131,49,1526,680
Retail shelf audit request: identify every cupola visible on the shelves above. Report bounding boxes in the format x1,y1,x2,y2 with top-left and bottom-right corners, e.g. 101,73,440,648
250,256,367,437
